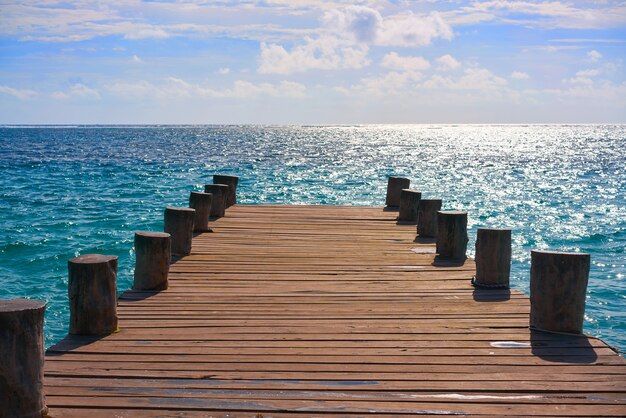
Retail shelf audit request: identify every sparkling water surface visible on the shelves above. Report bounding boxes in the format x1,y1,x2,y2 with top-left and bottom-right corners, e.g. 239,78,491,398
0,125,624,352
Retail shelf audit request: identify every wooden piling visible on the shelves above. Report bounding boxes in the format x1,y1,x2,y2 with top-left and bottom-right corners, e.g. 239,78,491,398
0,299,47,418
133,231,171,291
189,191,213,232
530,250,590,334
416,198,442,237
474,228,512,288
385,177,410,208
213,175,239,208
164,207,195,257
436,211,468,260
204,184,229,218
398,189,421,224
68,254,118,336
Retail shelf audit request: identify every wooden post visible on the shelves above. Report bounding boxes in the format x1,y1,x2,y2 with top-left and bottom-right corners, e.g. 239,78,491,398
134,231,171,291
164,207,195,257
398,189,421,223
436,211,468,260
0,299,47,417
68,254,118,335
530,250,590,334
385,177,410,208
474,228,512,288
416,199,442,237
213,175,239,208
189,191,213,232
204,184,229,218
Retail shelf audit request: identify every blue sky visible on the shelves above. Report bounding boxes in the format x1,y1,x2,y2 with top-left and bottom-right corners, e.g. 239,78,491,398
1,0,625,124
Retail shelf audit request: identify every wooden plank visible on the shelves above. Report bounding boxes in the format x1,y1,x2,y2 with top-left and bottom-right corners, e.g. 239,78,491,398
42,395,626,415
47,337,614,349
43,386,626,405
45,346,619,357
45,376,626,391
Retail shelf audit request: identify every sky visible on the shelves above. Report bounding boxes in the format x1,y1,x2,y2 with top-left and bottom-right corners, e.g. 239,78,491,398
1,0,625,124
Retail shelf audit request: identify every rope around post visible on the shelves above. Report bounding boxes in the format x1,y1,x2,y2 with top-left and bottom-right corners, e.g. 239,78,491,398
471,276,510,289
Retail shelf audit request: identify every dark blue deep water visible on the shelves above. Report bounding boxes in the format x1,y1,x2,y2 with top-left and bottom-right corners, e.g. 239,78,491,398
0,125,624,352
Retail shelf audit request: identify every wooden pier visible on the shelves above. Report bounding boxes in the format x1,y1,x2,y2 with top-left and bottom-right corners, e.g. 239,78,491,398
43,205,626,416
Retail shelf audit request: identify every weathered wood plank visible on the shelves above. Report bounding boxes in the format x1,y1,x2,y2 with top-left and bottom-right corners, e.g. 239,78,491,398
42,395,626,415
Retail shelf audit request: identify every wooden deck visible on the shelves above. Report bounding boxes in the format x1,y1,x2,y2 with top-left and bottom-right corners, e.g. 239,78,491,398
44,205,626,416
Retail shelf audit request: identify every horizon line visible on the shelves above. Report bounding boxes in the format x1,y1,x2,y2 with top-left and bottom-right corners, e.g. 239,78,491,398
2,123,626,127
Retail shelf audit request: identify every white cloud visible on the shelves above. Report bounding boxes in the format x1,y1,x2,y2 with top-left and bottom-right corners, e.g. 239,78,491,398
423,67,508,91
576,69,600,77
354,70,424,96
322,5,382,43
333,86,351,95
587,50,602,62
0,85,37,100
20,34,94,42
224,80,307,98
602,61,622,74
511,71,529,80
1,3,179,42
217,67,231,75
469,1,580,16
381,52,430,71
258,5,453,74
132,54,142,63
106,77,307,99
550,38,626,44
258,37,370,74
123,26,170,40
377,11,453,47
3,1,624,47
70,83,100,99
51,83,101,100
322,6,453,47
436,54,460,70
453,1,626,30
106,80,165,98
563,76,594,86
1,1,364,46
50,91,69,100
333,59,626,119
550,79,626,100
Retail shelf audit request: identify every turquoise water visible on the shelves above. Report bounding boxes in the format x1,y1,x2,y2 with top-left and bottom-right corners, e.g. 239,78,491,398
0,125,624,352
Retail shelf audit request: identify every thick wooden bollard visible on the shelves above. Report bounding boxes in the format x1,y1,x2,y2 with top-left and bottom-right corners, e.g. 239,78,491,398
189,191,213,232
398,189,421,223
68,254,118,335
204,184,229,218
416,199,442,237
385,177,410,208
134,231,171,290
474,228,512,288
436,211,468,260
213,174,239,208
530,250,590,334
164,206,195,257
0,299,47,417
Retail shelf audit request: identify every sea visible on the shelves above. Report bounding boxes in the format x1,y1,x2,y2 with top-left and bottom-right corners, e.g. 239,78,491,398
0,125,624,353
